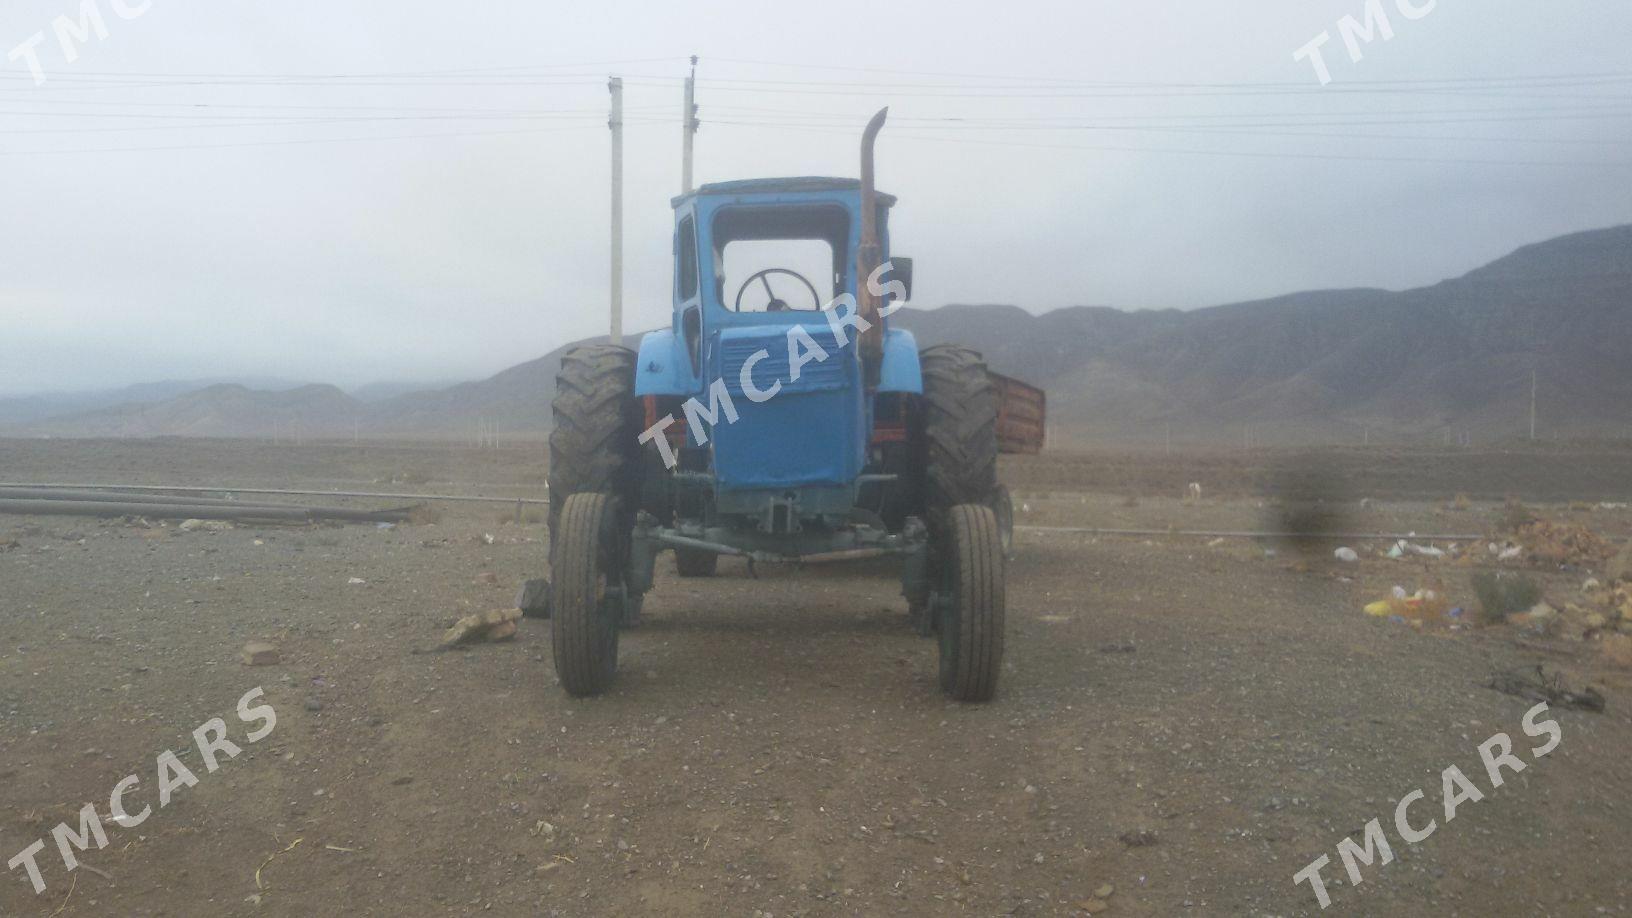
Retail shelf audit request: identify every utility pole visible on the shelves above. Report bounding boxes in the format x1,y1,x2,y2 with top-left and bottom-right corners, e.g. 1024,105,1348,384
608,76,624,346
681,55,699,194
1529,369,1537,441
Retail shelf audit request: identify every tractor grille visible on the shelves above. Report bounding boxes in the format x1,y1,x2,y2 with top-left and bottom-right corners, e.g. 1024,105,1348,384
720,327,850,398
710,324,865,491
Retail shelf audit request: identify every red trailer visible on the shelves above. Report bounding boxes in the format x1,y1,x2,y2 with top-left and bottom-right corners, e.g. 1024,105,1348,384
992,372,1046,455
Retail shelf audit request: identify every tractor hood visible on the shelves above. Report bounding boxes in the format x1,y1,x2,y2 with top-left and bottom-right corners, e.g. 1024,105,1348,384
707,321,867,492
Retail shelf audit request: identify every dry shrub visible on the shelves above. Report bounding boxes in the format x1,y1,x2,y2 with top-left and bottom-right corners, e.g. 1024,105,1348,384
1513,519,1616,566
1498,498,1535,532
1471,571,1542,625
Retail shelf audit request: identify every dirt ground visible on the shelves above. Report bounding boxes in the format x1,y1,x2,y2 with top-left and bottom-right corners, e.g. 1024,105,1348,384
2,439,1631,916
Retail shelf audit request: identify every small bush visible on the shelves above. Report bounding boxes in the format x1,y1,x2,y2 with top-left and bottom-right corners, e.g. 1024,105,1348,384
1497,498,1535,532
1471,571,1542,625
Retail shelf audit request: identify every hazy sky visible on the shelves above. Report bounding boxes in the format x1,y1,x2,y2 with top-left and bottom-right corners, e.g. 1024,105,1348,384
3,1,1630,394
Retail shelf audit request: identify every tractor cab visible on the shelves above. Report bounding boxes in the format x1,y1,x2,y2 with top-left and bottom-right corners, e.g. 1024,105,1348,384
635,176,919,517
669,176,898,322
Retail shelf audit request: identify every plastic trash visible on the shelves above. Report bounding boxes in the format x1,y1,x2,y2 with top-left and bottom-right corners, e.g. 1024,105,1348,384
1507,602,1559,632
1389,540,1445,559
1365,587,1447,621
1334,547,1359,563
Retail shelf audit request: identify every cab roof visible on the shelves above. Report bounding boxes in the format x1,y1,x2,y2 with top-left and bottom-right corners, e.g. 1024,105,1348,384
671,176,896,209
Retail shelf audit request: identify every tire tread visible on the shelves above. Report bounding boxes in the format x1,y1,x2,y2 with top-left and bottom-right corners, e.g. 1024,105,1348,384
918,345,999,527
551,493,618,696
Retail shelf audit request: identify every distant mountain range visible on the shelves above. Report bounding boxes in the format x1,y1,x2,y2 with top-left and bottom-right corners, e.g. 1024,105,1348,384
0,376,308,427
7,224,1630,445
901,226,1632,444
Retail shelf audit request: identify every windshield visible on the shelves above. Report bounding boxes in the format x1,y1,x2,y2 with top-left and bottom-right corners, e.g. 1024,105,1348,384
711,203,850,312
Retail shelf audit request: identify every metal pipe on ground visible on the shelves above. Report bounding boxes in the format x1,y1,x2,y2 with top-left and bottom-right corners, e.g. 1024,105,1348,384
0,482,547,506
0,498,415,524
1014,525,1485,541
0,487,331,511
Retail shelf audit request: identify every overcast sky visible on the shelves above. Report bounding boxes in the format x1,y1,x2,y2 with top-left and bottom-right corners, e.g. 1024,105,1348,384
2,1,1630,395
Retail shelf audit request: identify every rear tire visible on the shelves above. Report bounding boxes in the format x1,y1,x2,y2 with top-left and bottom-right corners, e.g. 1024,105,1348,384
937,504,1005,703
674,548,718,578
917,345,999,528
551,493,623,697
548,345,642,548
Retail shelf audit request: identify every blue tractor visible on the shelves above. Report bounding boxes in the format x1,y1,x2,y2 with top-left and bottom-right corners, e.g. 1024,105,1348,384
543,109,1031,701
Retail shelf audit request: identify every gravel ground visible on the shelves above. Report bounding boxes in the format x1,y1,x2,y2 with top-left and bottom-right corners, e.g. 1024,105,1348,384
1,439,1630,916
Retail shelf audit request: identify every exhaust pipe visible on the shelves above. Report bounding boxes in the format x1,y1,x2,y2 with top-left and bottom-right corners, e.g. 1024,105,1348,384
856,106,889,382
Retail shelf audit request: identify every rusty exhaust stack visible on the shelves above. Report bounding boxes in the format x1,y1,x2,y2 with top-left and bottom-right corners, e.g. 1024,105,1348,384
855,106,888,381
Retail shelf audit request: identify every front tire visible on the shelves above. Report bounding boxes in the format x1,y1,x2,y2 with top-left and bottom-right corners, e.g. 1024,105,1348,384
551,493,623,697
937,504,1006,703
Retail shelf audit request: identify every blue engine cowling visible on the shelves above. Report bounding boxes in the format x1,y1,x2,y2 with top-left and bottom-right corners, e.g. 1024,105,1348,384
710,322,867,492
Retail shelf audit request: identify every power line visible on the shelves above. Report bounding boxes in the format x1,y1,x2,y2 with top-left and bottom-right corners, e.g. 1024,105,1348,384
703,103,1632,134
704,56,1632,89
0,113,616,135
23,57,683,80
23,57,1629,90
708,119,1632,169
3,56,1625,159
0,121,674,157
14,65,1632,101
627,77,1632,102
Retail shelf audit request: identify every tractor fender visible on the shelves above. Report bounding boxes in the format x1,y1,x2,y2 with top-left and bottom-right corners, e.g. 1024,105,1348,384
633,329,694,397
877,328,923,393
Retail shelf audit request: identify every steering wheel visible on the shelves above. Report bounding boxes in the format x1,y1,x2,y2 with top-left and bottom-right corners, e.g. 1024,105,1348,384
733,268,821,313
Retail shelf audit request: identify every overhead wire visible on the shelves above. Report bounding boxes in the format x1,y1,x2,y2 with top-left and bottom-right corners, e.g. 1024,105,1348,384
706,119,1632,169
1,58,1625,165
